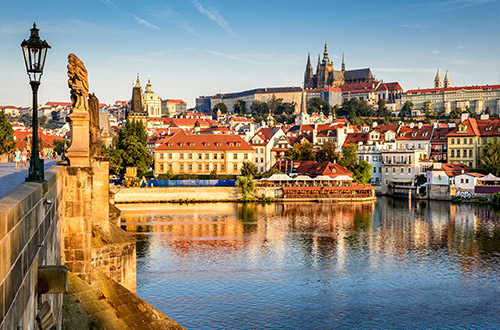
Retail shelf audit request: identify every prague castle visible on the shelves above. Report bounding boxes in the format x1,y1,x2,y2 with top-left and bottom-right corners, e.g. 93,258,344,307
304,42,376,89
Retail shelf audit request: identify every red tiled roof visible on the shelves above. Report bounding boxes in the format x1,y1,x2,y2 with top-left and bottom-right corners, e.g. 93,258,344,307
405,84,500,95
447,117,500,137
428,163,470,177
397,124,433,140
296,161,353,178
154,130,254,151
305,86,342,92
165,99,186,104
343,133,369,147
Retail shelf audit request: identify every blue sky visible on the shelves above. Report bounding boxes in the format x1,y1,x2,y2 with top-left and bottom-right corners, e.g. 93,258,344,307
0,0,499,108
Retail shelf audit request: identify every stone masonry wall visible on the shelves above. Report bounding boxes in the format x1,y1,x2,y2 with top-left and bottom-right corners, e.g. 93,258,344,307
61,166,93,284
114,186,240,203
0,166,64,330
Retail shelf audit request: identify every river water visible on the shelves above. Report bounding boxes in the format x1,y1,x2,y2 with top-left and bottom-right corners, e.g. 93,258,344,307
119,197,500,329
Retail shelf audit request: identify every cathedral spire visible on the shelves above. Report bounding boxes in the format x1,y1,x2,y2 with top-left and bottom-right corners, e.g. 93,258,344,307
134,73,141,88
444,70,450,88
322,41,330,64
145,75,154,93
434,69,443,88
306,52,311,67
341,52,345,72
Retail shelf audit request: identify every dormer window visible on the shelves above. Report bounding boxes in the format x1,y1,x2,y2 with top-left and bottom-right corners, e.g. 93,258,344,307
189,143,194,147
204,142,209,147
412,132,417,137
179,143,185,147
216,143,221,147
486,125,492,132
236,143,240,147
229,143,234,147
423,132,428,137
168,143,173,147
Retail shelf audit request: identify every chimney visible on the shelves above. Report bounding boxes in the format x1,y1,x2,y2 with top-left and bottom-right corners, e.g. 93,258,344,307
480,114,490,120
461,113,469,122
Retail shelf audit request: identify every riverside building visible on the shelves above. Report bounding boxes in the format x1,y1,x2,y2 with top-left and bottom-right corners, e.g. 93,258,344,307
153,130,254,176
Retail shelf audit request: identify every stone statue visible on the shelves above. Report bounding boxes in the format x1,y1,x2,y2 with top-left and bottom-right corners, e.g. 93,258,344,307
89,93,102,158
67,53,89,112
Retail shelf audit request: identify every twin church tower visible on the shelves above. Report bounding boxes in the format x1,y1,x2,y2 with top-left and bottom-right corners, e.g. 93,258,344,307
304,42,375,89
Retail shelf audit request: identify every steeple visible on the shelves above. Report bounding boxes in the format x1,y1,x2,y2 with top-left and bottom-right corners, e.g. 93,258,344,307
306,52,312,67
145,75,154,93
444,70,450,88
341,52,345,72
322,41,330,64
134,73,141,88
304,53,314,89
434,69,443,88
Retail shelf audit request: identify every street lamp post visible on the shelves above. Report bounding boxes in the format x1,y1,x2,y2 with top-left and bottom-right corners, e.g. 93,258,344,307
21,23,51,182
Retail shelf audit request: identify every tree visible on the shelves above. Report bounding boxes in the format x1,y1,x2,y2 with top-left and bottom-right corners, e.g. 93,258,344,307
400,101,414,118
213,102,227,114
104,119,153,177
378,99,391,118
0,110,15,154
316,141,341,163
237,175,256,200
481,139,500,176
233,99,246,114
250,100,269,116
267,95,283,115
102,144,124,175
53,138,68,155
485,107,491,116
353,160,372,184
241,161,258,177
261,167,282,178
308,97,330,116
423,101,433,116
449,107,462,119
209,169,219,179
339,144,358,171
288,141,315,161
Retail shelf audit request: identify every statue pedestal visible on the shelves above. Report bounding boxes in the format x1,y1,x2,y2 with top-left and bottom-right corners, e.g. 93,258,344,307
66,111,90,166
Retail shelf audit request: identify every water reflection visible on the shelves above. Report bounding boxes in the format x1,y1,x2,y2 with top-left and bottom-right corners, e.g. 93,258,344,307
119,198,500,330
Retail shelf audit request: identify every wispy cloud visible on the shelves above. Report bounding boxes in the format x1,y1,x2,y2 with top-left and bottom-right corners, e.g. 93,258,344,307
431,50,441,55
99,0,117,8
427,0,496,10
191,0,235,35
132,15,161,31
456,45,466,49
400,24,430,28
150,6,200,37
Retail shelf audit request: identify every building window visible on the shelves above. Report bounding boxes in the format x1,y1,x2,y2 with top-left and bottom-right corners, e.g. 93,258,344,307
168,164,172,170
233,153,238,160
451,150,455,157
457,150,461,157
198,153,202,160
221,153,225,160
234,164,238,171
469,138,472,144
198,164,202,171
180,164,184,171
188,164,193,171
205,164,209,171
159,153,164,160
393,168,396,173
469,149,472,157
160,164,164,171
244,153,248,159
214,164,218,171
180,153,184,160
221,164,225,171
451,139,454,144
408,168,411,173
214,153,218,160
205,153,209,159
401,168,404,173
168,154,172,160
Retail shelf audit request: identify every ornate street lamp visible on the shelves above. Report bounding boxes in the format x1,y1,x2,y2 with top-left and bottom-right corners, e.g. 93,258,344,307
21,23,51,181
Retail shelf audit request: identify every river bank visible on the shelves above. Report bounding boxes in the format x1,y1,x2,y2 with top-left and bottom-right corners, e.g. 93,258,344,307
113,186,377,204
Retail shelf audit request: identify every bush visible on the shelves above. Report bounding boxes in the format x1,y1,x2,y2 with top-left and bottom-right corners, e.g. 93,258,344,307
491,192,500,205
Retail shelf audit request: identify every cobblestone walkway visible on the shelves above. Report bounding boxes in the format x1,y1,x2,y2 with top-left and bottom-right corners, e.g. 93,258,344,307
0,160,58,198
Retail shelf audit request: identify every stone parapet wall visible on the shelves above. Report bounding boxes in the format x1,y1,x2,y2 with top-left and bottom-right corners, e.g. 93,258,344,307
115,187,240,203
427,184,451,201
0,166,64,330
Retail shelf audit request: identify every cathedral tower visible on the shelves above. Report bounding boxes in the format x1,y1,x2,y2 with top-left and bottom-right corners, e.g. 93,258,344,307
444,70,450,88
434,69,443,88
304,53,314,89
